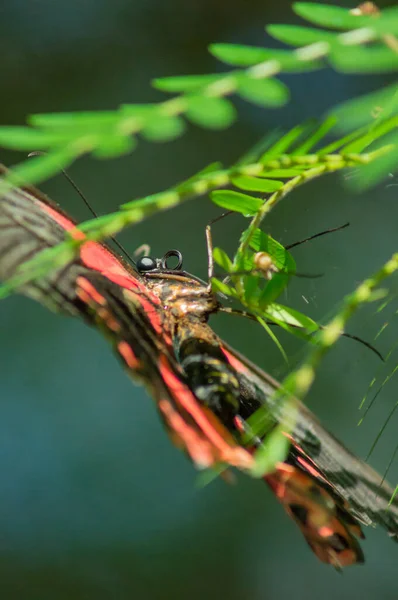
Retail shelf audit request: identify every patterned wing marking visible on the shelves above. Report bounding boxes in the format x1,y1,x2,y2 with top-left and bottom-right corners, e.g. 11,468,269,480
73,273,253,470
0,165,154,303
222,344,398,553
266,462,365,568
3,165,396,567
158,355,252,469
0,168,253,472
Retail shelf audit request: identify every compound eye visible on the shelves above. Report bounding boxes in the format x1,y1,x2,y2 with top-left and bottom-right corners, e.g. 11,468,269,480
136,256,157,272
161,250,183,271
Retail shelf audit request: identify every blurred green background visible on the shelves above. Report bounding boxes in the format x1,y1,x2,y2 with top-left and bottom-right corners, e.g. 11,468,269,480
1,1,398,598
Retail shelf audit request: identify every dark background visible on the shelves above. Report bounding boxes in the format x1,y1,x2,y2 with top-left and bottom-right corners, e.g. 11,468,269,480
1,1,398,598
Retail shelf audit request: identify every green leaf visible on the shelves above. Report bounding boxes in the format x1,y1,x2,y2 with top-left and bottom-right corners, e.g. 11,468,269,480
0,126,73,150
174,162,222,195
29,111,120,128
331,83,398,131
209,43,320,72
331,45,398,73
195,463,228,488
152,74,221,93
232,175,283,193
244,229,296,311
317,126,370,155
346,134,398,191
267,303,318,331
261,168,305,178
211,190,263,215
243,274,261,305
267,24,336,47
236,130,282,166
121,104,154,116
237,76,289,107
294,4,398,36
248,231,296,307
209,43,271,66
2,150,77,186
370,7,398,37
342,116,398,153
175,162,224,193
194,162,224,176
80,213,129,237
257,274,290,308
186,96,236,129
260,123,309,161
210,278,237,298
142,115,185,141
260,308,311,342
257,317,289,365
213,247,233,272
251,422,291,477
92,134,136,158
250,230,296,272
293,3,371,30
292,116,337,154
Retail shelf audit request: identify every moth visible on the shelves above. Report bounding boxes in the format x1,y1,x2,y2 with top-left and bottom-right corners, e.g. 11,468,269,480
0,164,397,569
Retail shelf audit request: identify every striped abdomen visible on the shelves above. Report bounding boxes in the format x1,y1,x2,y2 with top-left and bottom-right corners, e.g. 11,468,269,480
174,317,241,428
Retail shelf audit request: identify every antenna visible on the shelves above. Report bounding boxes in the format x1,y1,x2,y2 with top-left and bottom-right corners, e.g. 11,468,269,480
28,152,135,265
218,307,384,362
285,222,350,250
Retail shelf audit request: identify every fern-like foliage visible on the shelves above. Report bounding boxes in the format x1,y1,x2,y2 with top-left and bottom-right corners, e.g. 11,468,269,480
0,3,397,466
0,117,394,364
209,117,395,349
0,2,396,188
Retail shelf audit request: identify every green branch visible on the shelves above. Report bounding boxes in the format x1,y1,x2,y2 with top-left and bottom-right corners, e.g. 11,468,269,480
0,146,390,302
251,251,398,474
0,3,396,188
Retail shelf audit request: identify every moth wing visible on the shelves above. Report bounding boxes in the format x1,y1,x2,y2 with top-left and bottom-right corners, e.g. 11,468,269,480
222,342,398,539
